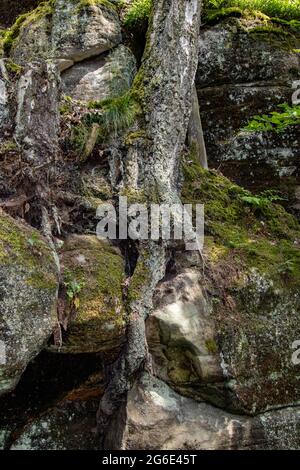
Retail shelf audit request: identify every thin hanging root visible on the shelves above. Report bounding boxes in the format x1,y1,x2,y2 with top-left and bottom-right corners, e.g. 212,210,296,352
41,205,60,273
97,243,166,448
52,204,62,236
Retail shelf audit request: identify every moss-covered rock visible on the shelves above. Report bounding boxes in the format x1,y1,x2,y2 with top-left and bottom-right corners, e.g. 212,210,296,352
147,156,300,414
50,235,126,354
107,373,300,450
196,18,300,214
0,209,58,396
5,0,122,71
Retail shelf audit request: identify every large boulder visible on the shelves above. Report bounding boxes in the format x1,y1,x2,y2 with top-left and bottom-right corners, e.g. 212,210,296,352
106,373,300,450
9,0,122,71
147,160,300,415
62,45,137,102
196,18,300,211
49,235,126,354
147,267,224,403
0,209,58,396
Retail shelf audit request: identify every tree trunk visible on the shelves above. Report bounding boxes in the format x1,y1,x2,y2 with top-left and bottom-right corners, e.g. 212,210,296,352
97,0,202,447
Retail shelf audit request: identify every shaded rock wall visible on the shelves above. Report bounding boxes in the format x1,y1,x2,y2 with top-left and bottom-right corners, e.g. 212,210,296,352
196,18,300,214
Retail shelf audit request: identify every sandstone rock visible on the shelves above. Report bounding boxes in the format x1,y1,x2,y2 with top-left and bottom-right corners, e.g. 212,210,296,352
150,163,300,415
196,18,300,209
10,373,103,450
49,235,126,354
148,259,300,414
197,20,299,88
147,268,224,402
10,0,122,71
0,209,58,396
62,45,137,102
106,373,300,450
14,61,60,164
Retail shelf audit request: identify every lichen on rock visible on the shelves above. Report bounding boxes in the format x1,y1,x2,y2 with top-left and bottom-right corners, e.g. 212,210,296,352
50,235,126,354
0,209,58,396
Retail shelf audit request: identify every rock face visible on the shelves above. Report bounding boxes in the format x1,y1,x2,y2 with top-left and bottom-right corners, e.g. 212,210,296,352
10,0,122,71
0,0,300,452
62,44,137,102
196,18,300,212
108,373,300,450
0,210,58,396
50,235,126,354
147,255,300,414
10,373,103,450
14,61,60,163
147,267,223,402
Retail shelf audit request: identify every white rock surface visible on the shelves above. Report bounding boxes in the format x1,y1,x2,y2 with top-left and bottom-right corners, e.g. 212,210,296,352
62,45,137,102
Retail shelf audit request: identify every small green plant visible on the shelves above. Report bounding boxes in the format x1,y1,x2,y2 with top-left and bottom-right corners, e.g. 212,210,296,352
59,95,73,115
242,103,300,133
64,279,85,311
240,189,285,208
64,279,85,300
27,233,40,247
87,91,141,137
70,122,91,154
123,0,152,28
278,258,298,276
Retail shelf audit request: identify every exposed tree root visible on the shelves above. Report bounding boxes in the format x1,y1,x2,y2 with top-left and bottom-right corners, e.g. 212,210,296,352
97,242,167,447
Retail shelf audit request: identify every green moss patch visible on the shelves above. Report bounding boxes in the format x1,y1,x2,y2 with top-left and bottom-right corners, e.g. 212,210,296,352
1,0,56,56
182,152,300,288
58,236,126,353
204,0,300,23
122,0,152,28
0,209,57,290
203,1,300,49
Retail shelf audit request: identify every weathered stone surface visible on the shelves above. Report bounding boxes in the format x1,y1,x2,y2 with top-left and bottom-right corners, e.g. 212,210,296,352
0,209,58,396
10,373,103,450
10,0,122,71
147,257,300,414
196,18,300,209
106,373,300,450
49,235,126,354
147,268,223,402
0,60,10,135
14,61,60,163
197,20,299,88
62,45,137,102
149,163,300,415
